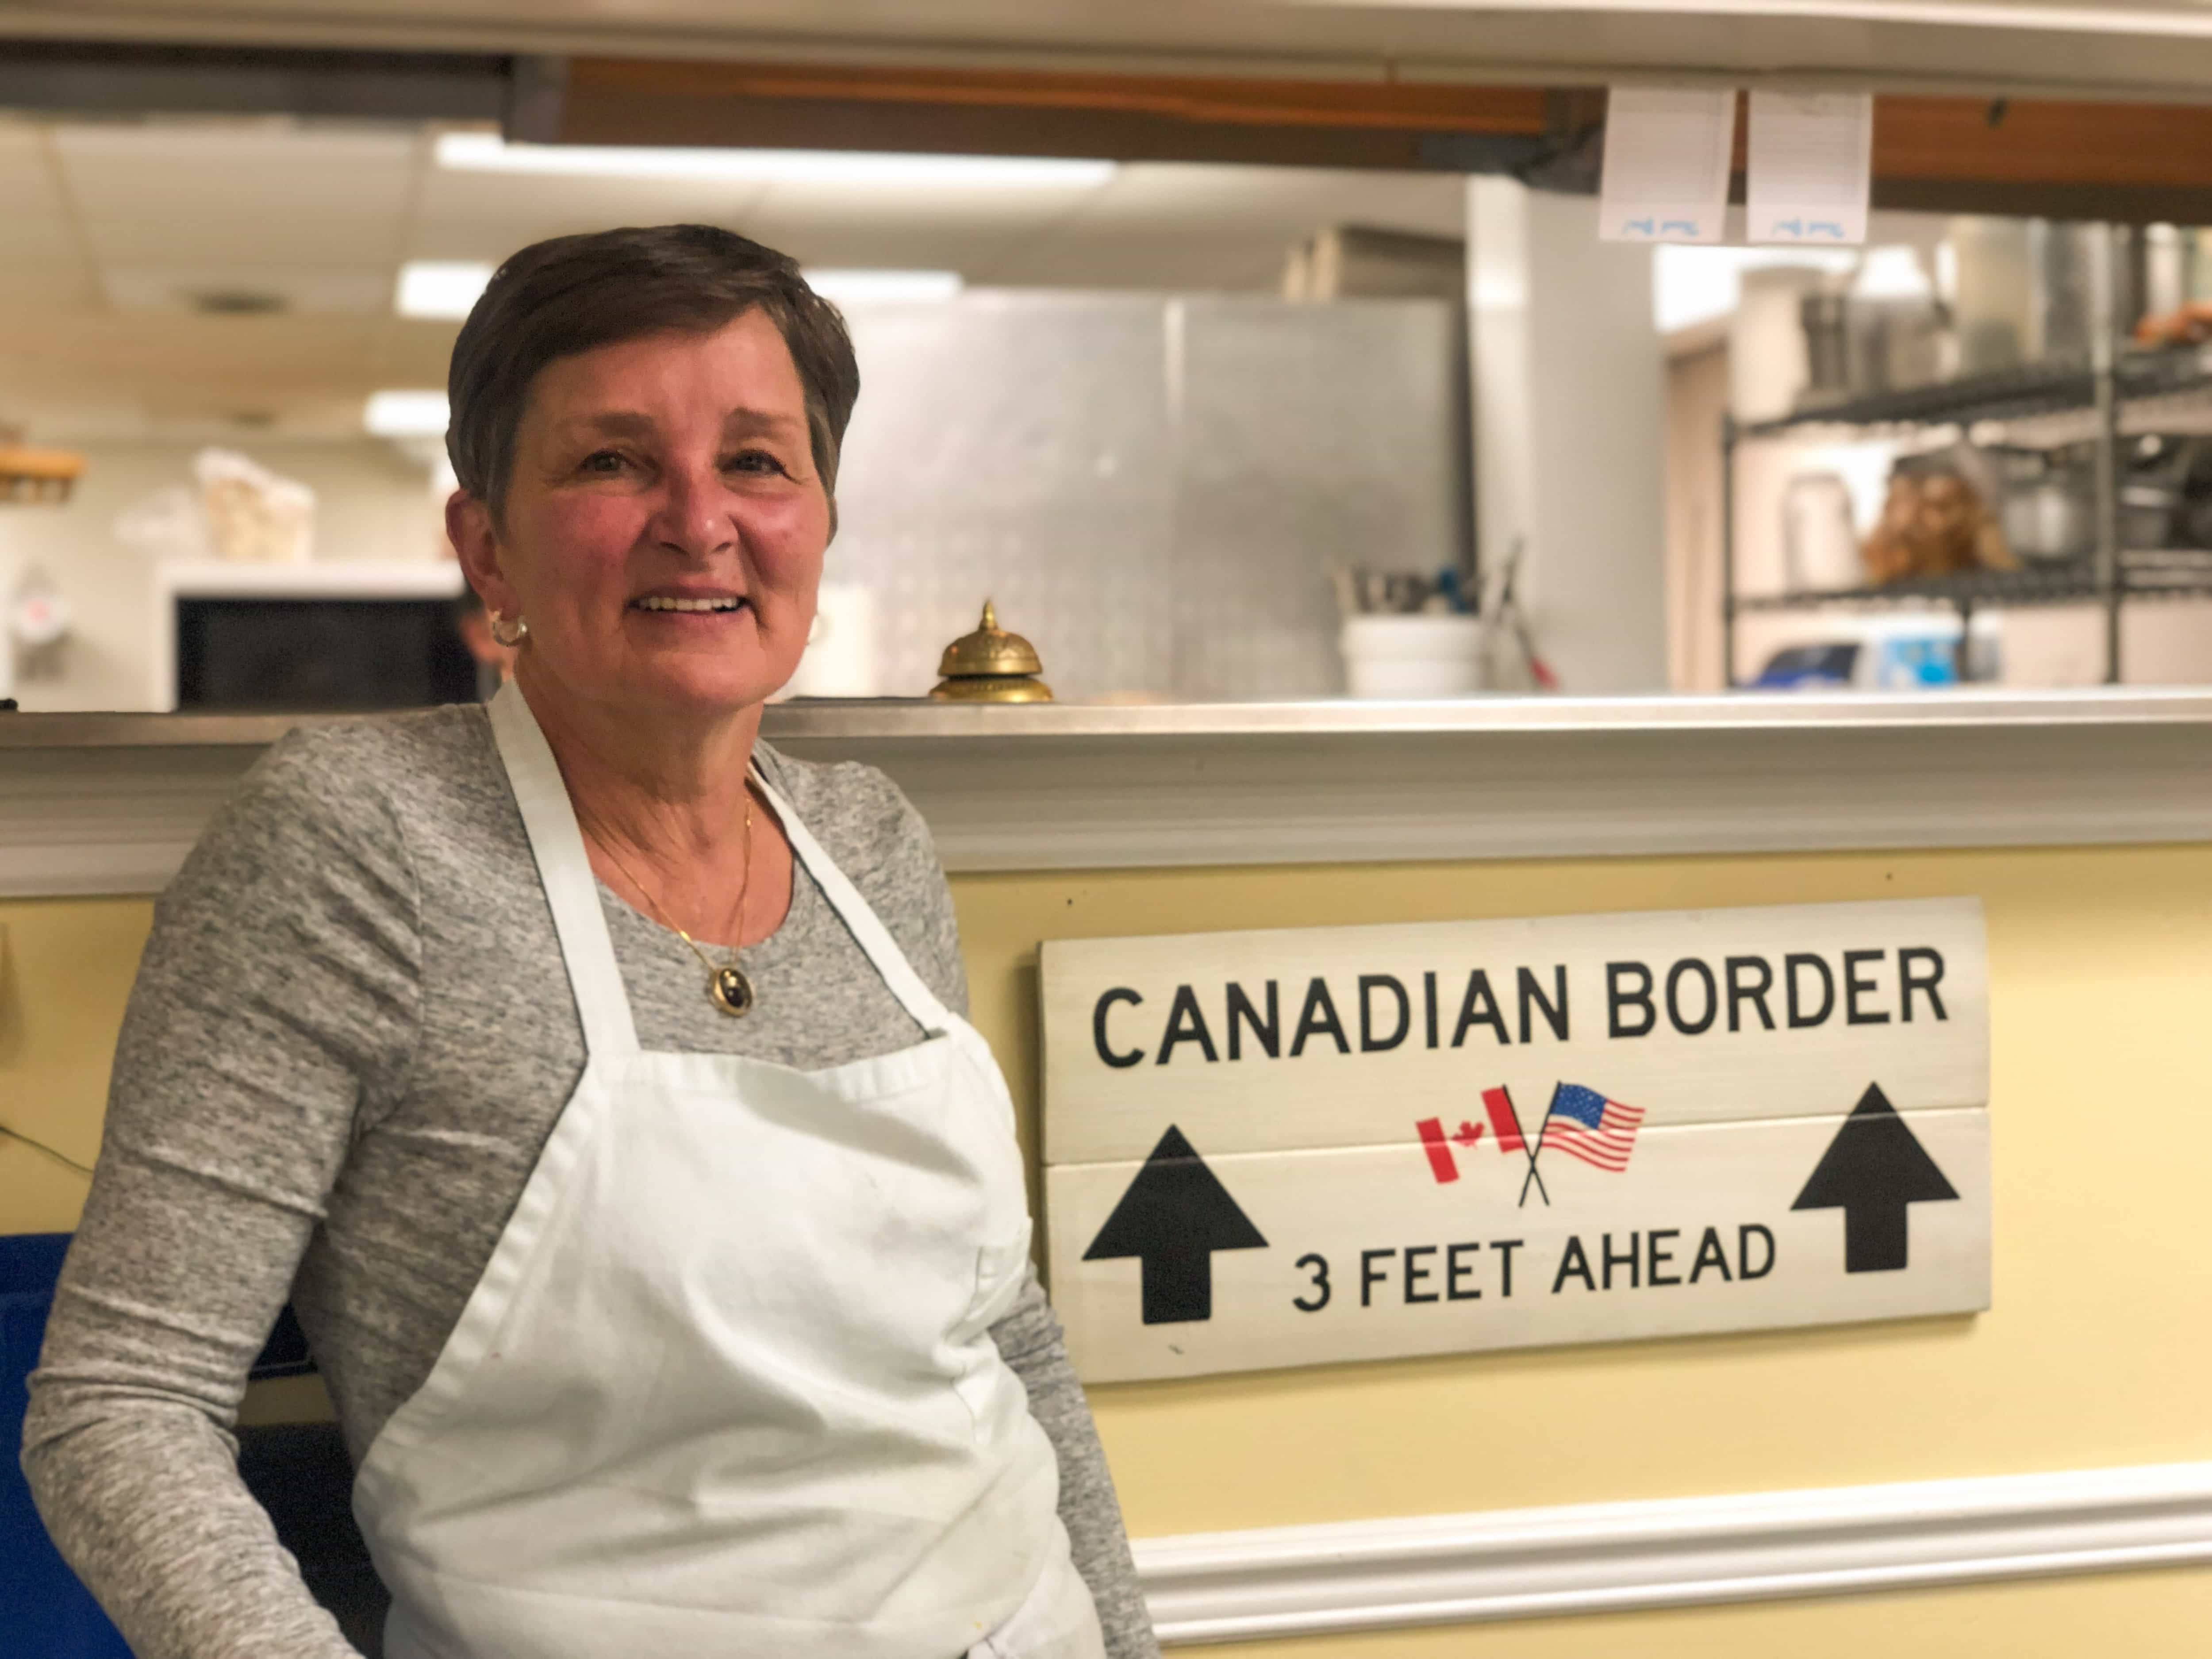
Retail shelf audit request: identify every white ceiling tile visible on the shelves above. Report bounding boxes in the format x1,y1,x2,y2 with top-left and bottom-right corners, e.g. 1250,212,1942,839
364,319,463,384
0,111,1476,429
77,210,405,265
53,122,419,221
0,115,50,154
0,213,88,264
406,208,749,265
412,169,774,244
0,264,103,309
100,265,394,315
406,187,1078,271
0,151,65,217
409,206,1047,284
0,321,385,431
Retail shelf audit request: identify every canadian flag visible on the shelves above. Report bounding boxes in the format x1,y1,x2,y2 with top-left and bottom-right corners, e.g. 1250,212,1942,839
1416,1088,1529,1183
1414,1116,1486,1183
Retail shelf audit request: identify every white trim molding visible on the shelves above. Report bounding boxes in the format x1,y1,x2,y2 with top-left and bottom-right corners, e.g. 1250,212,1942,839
1133,1461,2212,1644
10,691,2212,896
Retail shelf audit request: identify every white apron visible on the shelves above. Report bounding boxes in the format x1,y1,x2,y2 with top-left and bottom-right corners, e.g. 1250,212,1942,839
351,684,1104,1659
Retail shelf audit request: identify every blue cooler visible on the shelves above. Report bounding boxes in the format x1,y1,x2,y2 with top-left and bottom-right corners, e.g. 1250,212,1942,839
1,1233,133,1658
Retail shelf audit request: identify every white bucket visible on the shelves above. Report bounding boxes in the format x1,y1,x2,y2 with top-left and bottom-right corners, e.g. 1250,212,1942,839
1340,614,1482,698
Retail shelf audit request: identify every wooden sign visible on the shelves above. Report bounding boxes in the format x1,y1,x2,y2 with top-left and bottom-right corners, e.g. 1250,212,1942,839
1040,899,1990,1382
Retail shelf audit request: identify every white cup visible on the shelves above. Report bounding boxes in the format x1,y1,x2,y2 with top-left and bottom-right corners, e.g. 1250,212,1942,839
1339,614,1482,699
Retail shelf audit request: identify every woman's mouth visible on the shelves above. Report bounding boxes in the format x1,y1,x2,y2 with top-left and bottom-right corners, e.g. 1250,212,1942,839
632,595,747,614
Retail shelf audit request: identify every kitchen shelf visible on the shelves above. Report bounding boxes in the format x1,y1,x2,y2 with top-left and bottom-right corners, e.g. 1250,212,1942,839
1736,550,2212,614
0,445,84,504
1740,346,2212,438
1720,237,2211,688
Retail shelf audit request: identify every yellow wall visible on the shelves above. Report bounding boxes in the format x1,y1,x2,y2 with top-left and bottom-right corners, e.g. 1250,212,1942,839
0,898,149,1233
9,841,2212,1652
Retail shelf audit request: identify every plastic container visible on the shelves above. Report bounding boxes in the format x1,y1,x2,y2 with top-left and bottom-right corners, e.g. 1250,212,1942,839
1746,612,2003,690
2,1233,132,1659
1339,614,1483,698
1781,471,1861,591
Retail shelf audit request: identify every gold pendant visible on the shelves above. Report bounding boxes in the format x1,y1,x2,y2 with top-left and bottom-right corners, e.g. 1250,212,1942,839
710,964,755,1018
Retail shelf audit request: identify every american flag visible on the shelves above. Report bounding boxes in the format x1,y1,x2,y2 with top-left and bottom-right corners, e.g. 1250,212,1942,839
1539,1084,1645,1172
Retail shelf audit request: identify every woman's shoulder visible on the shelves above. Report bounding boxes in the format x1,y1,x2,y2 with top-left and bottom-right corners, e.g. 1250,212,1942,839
187,703,499,895
253,702,492,796
753,744,942,892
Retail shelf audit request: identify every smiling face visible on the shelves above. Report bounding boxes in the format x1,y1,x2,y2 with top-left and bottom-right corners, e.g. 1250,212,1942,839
449,308,832,726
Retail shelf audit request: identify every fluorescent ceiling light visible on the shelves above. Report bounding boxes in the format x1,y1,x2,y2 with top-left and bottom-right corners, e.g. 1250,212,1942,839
396,261,492,320
365,389,450,438
435,131,1114,189
803,269,964,304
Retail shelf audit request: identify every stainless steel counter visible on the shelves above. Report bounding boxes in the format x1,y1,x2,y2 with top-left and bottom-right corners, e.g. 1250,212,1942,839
8,691,2212,896
9,688,2212,748
772,687,2212,736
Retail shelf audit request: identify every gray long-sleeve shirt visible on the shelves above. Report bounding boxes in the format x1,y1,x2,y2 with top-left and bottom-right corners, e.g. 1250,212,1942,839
22,702,1156,1659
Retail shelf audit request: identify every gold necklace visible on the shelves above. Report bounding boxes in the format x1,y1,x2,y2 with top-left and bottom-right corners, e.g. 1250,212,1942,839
593,791,757,1018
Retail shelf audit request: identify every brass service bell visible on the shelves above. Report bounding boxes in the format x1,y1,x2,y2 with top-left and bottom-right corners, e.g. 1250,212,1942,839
929,601,1053,703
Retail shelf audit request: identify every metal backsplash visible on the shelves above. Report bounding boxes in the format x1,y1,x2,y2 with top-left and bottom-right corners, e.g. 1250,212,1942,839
828,292,1462,700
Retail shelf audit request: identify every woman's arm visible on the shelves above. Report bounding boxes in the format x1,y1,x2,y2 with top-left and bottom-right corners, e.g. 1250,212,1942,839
23,728,422,1659
990,1278,1161,1659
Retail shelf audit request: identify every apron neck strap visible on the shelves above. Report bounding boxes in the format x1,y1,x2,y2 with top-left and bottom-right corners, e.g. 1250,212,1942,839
750,766,954,1037
489,681,641,1060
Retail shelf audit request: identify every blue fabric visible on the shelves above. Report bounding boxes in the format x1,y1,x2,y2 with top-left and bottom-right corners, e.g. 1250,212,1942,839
2,1233,133,1658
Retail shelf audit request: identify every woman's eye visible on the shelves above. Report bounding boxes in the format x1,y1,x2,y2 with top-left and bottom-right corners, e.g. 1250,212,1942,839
580,450,627,475
727,449,787,476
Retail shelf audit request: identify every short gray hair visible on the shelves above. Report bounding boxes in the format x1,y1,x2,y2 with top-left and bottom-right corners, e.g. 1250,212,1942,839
446,224,860,525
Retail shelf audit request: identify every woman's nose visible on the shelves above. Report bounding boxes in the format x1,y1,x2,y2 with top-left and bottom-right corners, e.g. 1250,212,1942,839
651,458,738,557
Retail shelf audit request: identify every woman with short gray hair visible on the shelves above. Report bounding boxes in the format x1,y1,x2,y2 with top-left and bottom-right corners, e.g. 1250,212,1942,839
25,224,1155,1659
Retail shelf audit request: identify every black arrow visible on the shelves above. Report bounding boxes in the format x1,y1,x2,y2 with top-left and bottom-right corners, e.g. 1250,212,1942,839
1083,1125,1267,1324
1792,1083,1959,1273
